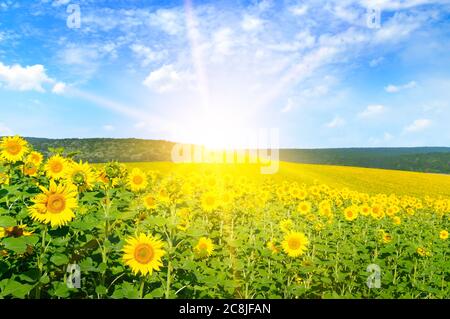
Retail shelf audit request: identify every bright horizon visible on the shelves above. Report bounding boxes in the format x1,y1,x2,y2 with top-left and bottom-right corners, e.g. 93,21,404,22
0,1,450,148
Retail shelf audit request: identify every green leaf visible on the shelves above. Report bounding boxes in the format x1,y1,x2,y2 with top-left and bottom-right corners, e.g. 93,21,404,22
1,280,33,298
95,285,108,295
53,282,70,298
147,287,164,298
50,254,69,266
2,237,27,254
0,216,16,227
0,189,8,199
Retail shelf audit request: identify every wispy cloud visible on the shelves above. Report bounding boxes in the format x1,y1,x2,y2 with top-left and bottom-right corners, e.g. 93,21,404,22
404,118,432,133
385,81,417,93
358,104,386,118
326,116,346,128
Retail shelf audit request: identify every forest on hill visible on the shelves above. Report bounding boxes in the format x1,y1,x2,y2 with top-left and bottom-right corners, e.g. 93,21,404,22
22,137,450,174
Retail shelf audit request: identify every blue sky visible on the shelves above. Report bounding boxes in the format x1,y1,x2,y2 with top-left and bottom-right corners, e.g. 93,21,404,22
0,0,449,148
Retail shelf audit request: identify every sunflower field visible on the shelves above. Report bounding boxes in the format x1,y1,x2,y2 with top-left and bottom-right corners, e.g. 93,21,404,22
0,136,449,299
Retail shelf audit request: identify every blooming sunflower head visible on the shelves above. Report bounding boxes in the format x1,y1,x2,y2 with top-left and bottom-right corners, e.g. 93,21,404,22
122,233,165,276
23,162,39,177
128,168,148,192
439,230,448,240
28,181,78,228
201,191,219,212
344,206,359,221
27,151,44,166
282,232,309,258
0,171,10,185
297,201,311,215
194,237,214,258
392,216,401,225
143,193,158,210
0,136,28,163
65,161,95,190
45,155,69,180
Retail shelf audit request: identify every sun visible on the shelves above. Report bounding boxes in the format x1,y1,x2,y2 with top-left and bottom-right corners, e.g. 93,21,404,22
122,233,165,276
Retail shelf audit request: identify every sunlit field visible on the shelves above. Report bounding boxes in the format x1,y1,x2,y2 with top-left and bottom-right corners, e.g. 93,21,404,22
1,136,449,299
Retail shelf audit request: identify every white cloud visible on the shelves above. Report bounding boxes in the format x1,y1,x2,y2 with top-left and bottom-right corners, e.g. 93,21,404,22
242,15,264,31
358,104,386,118
52,82,67,94
149,9,183,35
143,64,190,93
130,44,166,67
103,124,115,131
404,119,432,133
212,28,234,58
281,98,294,113
52,0,70,7
373,13,422,43
0,62,52,92
326,116,346,128
0,123,13,135
289,5,308,16
385,81,417,93
359,0,446,11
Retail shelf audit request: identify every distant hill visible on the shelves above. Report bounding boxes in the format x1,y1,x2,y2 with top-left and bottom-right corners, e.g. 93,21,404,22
279,148,450,174
20,137,450,174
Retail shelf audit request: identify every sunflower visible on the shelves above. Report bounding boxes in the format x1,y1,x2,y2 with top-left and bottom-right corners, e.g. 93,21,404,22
371,204,385,220
194,237,214,258
201,191,220,212
382,233,392,244
29,181,78,227
0,136,28,162
45,155,69,180
122,233,165,276
392,216,401,225
27,151,44,166
344,206,359,221
282,232,309,257
0,172,10,185
439,230,448,240
0,228,5,239
416,247,427,257
297,201,311,215
65,161,95,190
143,194,158,210
4,225,33,237
128,168,148,192
23,162,38,177
359,204,371,216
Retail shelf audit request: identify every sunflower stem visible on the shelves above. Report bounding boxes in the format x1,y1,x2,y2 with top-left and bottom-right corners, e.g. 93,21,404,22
165,260,172,299
35,224,47,299
139,277,146,299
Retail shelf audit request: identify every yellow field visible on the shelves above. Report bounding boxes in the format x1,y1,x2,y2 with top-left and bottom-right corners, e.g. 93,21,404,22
119,162,450,198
